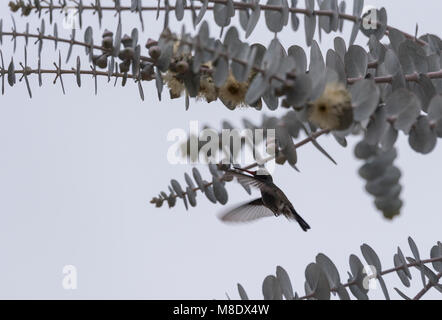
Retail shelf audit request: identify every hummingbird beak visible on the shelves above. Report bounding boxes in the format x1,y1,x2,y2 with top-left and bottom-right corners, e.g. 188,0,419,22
233,167,257,176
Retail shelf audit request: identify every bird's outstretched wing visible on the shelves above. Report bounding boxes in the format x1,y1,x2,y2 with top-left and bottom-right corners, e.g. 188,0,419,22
226,170,274,193
218,198,275,223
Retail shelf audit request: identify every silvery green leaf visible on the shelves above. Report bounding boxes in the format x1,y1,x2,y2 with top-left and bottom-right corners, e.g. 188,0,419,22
361,244,382,273
380,124,398,151
212,177,228,205
309,41,326,100
231,43,250,82
224,27,241,56
265,0,285,33
412,75,436,112
427,95,442,123
156,40,173,72
365,107,388,145
361,244,390,299
171,179,184,198
208,164,220,178
388,28,406,54
239,2,249,31
245,1,261,38
349,0,363,45
175,0,185,21
348,254,369,300
305,263,331,300
430,245,442,272
334,37,346,62
394,288,411,300
326,50,346,83
408,257,440,286
304,262,319,292
213,56,229,87
290,0,300,31
213,1,234,28
276,266,294,300
408,237,426,287
345,45,368,78
408,116,437,154
155,68,163,101
192,167,205,191
316,253,341,289
398,39,428,74
286,73,312,106
184,173,196,189
394,254,411,287
368,35,386,62
195,0,208,25
262,275,282,300
319,0,338,33
398,247,412,279
262,38,284,77
288,45,307,74
203,183,217,203
186,186,197,207
237,283,249,300
354,140,378,160
366,167,401,197
262,87,279,110
304,0,316,46
350,79,380,121
245,73,267,105
7,59,15,87
338,1,346,32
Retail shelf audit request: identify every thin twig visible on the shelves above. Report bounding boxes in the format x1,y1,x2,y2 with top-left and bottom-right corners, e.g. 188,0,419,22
412,272,442,300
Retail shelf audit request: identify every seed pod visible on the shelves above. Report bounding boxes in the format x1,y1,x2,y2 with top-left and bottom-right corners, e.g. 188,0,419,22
102,29,113,38
102,36,113,49
121,34,133,48
140,64,155,81
95,55,108,69
176,61,189,74
148,46,161,60
118,47,134,61
145,38,158,49
119,60,131,73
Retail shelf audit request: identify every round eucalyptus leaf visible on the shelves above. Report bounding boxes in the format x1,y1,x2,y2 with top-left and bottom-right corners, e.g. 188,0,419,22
212,178,228,205
265,0,285,33
345,45,368,78
276,266,294,300
350,79,380,121
408,116,437,154
237,283,249,300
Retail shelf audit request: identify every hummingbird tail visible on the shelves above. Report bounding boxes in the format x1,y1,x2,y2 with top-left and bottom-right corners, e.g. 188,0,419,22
290,207,311,232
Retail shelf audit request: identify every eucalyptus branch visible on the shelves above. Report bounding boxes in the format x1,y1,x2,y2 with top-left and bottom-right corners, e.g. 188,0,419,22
237,238,442,300
151,128,330,206
296,256,442,300
9,0,426,46
0,30,153,62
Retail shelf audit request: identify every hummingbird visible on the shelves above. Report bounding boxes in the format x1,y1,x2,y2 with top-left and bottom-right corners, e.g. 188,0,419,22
218,167,311,231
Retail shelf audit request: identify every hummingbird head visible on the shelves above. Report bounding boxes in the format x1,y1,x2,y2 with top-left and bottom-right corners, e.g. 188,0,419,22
234,167,273,182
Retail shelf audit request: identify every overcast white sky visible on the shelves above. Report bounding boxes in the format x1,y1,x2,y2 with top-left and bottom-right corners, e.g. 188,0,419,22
0,1,441,299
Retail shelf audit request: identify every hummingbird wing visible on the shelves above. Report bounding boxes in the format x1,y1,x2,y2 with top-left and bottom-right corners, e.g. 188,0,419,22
227,171,274,193
218,198,275,223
